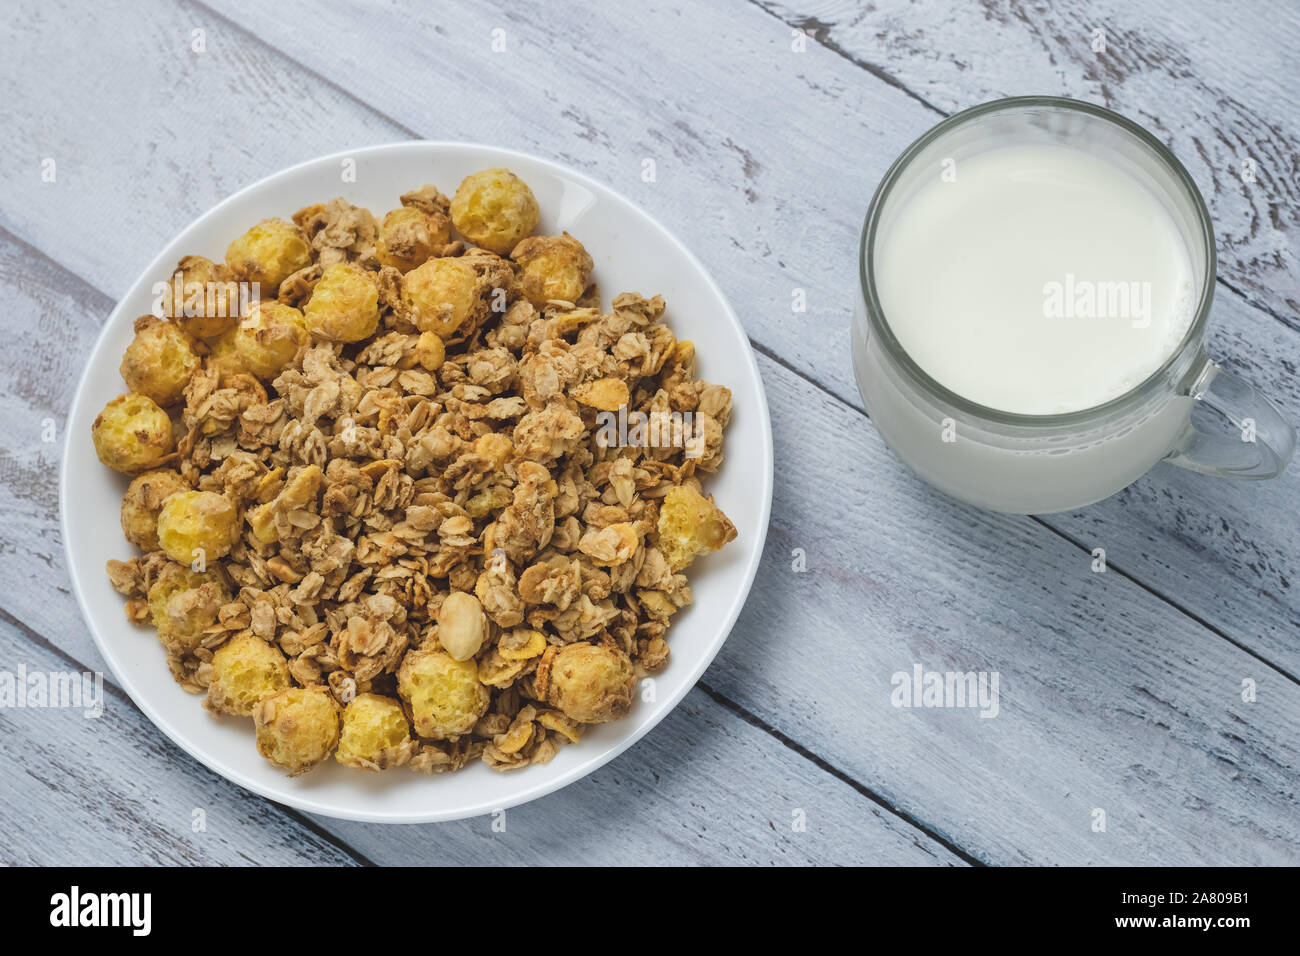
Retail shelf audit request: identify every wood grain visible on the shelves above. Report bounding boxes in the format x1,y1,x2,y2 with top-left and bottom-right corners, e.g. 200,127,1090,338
2,222,1295,864
0,615,364,865
757,0,1300,321
2,0,1293,672
0,0,1295,865
318,690,965,866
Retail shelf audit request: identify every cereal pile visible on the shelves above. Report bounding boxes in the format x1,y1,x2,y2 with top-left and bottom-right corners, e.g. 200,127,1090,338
96,167,737,776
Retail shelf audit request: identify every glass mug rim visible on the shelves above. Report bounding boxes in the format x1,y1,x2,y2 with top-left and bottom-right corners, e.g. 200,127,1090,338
858,95,1217,428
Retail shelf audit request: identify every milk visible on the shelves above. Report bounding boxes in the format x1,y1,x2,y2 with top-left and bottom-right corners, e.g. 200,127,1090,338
874,143,1196,415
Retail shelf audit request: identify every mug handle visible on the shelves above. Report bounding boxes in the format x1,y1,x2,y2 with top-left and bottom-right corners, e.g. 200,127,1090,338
1165,351,1296,479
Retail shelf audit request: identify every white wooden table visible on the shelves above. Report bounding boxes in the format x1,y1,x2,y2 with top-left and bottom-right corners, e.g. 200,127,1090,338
1,0,1297,865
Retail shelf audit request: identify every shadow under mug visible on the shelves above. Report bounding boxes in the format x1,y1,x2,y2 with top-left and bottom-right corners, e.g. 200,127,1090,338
852,96,1295,514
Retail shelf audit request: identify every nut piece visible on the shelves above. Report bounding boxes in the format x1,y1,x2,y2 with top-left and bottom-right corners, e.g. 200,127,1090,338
303,262,380,343
436,590,488,661
156,490,239,565
119,315,200,407
91,393,175,474
335,693,415,770
450,167,539,255
210,300,308,381
253,686,340,775
120,469,189,552
225,217,312,298
655,485,737,571
205,633,290,716
511,233,593,307
536,642,636,724
161,255,241,339
397,646,490,739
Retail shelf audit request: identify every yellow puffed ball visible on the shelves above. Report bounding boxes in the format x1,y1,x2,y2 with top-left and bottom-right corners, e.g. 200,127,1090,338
303,262,380,343
511,233,594,308
450,168,539,255
211,300,308,380
335,693,414,770
397,646,489,740
156,490,239,565
205,633,290,717
401,256,478,338
376,206,450,273
160,255,242,339
655,485,737,571
147,561,228,657
119,315,200,407
225,218,311,298
537,642,636,724
254,686,340,775
92,393,175,474
120,469,190,552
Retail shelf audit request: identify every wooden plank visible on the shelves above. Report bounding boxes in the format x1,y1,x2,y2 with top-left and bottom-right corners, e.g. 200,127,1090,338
2,0,1296,673
755,0,1300,322
711,364,1300,864
317,688,966,866
0,616,363,865
2,225,1295,864
0,616,954,866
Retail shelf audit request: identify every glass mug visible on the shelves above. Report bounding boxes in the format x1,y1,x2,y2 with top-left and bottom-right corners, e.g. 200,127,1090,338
852,96,1295,514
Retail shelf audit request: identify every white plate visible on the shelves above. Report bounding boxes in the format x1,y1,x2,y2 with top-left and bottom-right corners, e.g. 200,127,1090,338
61,142,773,823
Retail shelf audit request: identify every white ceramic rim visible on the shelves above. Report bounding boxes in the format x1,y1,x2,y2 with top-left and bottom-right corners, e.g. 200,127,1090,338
60,141,774,824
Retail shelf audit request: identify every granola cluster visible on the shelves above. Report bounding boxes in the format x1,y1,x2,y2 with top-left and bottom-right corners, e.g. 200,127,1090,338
95,168,737,777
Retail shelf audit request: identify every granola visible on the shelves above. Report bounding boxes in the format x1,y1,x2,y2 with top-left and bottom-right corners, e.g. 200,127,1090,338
94,166,736,776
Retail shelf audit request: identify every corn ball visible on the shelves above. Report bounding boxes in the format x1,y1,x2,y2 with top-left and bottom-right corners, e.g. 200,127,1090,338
120,469,189,551
161,255,242,339
253,686,340,776
401,256,479,338
537,642,636,724
376,206,450,273
655,485,738,571
211,300,308,381
450,168,539,255
118,315,200,408
156,490,239,565
303,262,380,343
511,233,594,308
336,693,414,770
205,633,290,717
92,393,175,474
147,561,228,657
397,646,489,740
225,217,311,298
